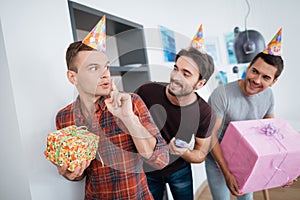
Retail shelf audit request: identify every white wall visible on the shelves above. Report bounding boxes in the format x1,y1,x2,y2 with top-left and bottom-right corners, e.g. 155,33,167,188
0,0,85,199
0,19,32,200
1,0,299,199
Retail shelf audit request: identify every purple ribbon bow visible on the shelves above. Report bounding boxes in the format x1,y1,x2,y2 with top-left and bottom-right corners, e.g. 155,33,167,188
261,123,278,136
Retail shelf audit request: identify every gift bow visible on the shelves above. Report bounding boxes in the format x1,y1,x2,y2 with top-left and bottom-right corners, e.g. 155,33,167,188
260,123,279,136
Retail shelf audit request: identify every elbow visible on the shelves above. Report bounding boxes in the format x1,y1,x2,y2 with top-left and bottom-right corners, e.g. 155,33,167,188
191,155,206,164
189,150,207,163
198,155,207,163
143,148,169,170
155,154,169,169
153,151,170,169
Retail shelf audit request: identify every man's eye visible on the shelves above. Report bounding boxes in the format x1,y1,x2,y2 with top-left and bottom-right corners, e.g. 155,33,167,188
263,76,271,81
89,66,98,71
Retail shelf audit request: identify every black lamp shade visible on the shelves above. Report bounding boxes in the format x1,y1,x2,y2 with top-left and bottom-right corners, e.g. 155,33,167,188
234,29,265,63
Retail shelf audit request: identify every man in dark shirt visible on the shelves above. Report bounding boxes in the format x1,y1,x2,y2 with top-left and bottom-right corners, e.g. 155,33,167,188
136,47,216,200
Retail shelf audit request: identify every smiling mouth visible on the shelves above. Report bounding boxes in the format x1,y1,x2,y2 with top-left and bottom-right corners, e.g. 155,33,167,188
170,81,182,88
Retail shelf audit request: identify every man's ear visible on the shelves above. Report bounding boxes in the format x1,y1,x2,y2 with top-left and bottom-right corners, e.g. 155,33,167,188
67,70,77,85
270,77,278,87
195,79,206,90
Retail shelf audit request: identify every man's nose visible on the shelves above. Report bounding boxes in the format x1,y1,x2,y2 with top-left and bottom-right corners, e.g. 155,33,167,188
99,68,110,78
172,71,182,80
253,75,262,84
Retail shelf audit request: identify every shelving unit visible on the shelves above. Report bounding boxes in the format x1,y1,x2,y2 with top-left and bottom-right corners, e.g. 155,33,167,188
68,1,150,92
110,65,149,74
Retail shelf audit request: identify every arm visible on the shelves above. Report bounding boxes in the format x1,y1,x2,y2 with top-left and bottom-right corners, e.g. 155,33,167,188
169,136,211,163
105,80,169,169
120,113,157,159
264,115,274,119
210,118,242,196
206,85,242,195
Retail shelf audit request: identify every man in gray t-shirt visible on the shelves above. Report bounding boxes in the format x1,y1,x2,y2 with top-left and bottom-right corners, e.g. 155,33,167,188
206,52,284,200
210,80,274,142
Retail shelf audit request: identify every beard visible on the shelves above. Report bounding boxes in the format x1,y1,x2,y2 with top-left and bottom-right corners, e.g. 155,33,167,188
168,80,196,97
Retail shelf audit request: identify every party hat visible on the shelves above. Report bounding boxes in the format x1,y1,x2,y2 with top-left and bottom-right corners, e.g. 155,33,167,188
191,24,206,53
82,15,106,52
262,28,282,56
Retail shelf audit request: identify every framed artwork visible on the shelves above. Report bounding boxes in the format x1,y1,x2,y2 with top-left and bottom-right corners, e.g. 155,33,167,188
159,25,176,62
205,36,222,66
225,32,237,64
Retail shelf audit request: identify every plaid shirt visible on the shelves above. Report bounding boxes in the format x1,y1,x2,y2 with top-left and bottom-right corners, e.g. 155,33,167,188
56,93,169,200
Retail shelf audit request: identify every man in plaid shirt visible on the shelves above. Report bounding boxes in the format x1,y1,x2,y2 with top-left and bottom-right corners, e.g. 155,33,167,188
54,41,169,199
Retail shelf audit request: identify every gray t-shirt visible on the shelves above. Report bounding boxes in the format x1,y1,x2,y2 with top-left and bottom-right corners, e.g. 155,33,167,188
208,80,274,142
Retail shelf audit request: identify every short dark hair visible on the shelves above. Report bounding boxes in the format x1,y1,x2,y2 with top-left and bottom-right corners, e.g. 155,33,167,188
175,47,215,84
249,52,284,79
65,41,95,72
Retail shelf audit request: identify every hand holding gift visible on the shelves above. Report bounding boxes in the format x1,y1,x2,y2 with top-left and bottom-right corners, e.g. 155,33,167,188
56,160,91,181
224,171,243,196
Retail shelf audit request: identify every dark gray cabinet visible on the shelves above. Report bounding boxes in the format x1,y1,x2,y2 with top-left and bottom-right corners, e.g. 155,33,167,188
68,1,150,92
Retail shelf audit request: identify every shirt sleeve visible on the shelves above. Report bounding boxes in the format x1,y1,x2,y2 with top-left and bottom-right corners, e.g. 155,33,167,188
265,89,275,116
55,103,75,130
56,112,63,130
197,105,216,138
208,85,227,119
131,93,169,169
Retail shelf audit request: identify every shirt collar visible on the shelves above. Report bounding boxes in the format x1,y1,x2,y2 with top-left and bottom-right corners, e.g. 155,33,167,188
73,95,110,115
98,95,110,111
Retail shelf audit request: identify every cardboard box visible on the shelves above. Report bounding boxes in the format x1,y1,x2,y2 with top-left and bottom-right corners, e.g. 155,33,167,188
221,118,300,193
45,125,99,172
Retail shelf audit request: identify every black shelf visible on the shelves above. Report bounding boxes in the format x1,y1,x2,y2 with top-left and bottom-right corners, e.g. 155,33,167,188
68,1,150,92
110,66,149,72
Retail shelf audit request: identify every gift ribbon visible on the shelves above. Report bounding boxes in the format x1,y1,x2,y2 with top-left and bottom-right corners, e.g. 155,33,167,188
256,122,290,188
55,126,103,167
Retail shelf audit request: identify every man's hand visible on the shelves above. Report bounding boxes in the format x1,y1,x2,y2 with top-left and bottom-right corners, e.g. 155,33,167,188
224,172,243,196
56,160,91,181
105,78,134,119
282,178,298,188
169,138,189,156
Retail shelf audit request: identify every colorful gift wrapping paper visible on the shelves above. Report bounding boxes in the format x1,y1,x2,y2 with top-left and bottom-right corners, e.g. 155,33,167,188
45,125,100,172
221,118,300,193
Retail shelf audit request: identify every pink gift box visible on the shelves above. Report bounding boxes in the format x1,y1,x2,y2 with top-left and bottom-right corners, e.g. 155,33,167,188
221,118,300,193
